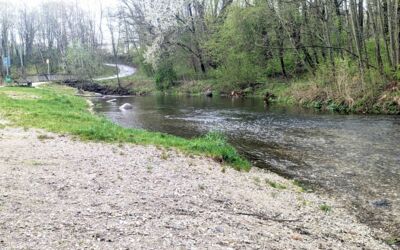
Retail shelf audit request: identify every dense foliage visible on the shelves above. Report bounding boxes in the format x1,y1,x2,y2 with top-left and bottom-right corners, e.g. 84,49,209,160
120,0,400,113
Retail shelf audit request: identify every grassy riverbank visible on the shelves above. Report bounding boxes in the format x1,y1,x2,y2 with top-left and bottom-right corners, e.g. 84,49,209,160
0,85,250,170
159,66,400,114
97,66,399,114
111,76,399,114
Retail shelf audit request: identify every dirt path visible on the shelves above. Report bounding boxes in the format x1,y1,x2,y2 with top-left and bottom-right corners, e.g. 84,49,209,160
0,127,389,249
28,64,136,87
94,64,136,81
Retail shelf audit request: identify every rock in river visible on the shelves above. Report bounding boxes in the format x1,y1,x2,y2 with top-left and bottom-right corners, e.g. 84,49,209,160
205,89,213,97
119,103,133,110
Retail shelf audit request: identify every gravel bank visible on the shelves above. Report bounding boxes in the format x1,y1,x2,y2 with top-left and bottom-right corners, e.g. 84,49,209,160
0,127,389,249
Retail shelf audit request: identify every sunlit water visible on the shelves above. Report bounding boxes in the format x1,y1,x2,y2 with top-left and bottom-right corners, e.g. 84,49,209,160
93,95,400,237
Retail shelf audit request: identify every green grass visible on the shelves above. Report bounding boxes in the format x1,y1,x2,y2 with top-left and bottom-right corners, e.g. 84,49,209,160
385,237,400,246
266,179,287,189
319,203,332,213
0,85,250,170
293,179,314,193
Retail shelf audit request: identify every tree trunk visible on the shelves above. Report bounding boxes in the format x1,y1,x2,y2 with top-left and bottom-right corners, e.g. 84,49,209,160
349,0,365,84
387,0,396,69
368,0,384,74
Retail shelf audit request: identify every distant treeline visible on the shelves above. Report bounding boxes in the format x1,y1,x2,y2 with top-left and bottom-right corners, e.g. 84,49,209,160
0,1,129,81
117,0,400,112
121,0,399,84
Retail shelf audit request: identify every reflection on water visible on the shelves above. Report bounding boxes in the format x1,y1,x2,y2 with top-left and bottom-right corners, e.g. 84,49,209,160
93,94,400,237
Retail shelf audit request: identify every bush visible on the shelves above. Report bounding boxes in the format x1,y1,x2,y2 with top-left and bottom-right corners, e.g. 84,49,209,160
204,6,275,87
155,62,177,91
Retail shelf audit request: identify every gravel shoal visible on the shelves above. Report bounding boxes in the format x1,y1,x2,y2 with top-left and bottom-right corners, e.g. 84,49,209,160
0,127,389,249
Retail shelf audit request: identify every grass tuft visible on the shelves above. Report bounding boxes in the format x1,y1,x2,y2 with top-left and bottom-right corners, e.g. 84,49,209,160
385,237,400,246
319,203,332,213
266,179,287,189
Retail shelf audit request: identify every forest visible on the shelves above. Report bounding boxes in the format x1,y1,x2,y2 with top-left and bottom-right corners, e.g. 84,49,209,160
1,0,400,113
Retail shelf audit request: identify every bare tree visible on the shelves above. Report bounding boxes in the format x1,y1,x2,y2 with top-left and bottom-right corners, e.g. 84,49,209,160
107,9,121,87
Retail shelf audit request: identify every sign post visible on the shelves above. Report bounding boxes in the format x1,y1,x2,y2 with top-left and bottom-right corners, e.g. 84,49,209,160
3,57,10,76
46,59,50,76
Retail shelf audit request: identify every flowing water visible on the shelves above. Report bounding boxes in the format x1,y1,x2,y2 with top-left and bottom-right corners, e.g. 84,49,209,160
93,95,400,238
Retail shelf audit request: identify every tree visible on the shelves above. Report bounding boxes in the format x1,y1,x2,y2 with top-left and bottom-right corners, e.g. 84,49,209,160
107,9,122,87
65,42,101,81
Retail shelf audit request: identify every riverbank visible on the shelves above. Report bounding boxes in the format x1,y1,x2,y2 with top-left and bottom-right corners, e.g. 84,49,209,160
0,85,248,170
0,126,391,249
102,68,399,114
161,79,400,114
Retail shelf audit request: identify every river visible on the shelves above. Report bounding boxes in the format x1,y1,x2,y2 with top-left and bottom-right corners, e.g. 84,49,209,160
92,94,400,238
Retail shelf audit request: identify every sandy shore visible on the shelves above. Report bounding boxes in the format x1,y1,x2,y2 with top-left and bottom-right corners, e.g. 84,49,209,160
0,126,389,249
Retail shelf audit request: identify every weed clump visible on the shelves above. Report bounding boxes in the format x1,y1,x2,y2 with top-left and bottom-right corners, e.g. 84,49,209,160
266,179,287,189
319,203,332,213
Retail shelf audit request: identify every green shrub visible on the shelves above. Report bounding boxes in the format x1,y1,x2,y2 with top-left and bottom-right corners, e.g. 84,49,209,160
155,62,177,91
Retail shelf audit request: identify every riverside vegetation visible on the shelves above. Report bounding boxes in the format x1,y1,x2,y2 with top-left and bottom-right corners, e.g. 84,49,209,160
0,85,249,170
2,1,400,114
119,0,400,114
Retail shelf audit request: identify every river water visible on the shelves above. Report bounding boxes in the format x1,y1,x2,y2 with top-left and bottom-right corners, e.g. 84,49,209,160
92,94,400,238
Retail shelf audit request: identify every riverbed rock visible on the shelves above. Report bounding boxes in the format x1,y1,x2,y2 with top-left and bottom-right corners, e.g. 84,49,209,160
205,89,213,97
106,99,117,103
119,103,133,110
